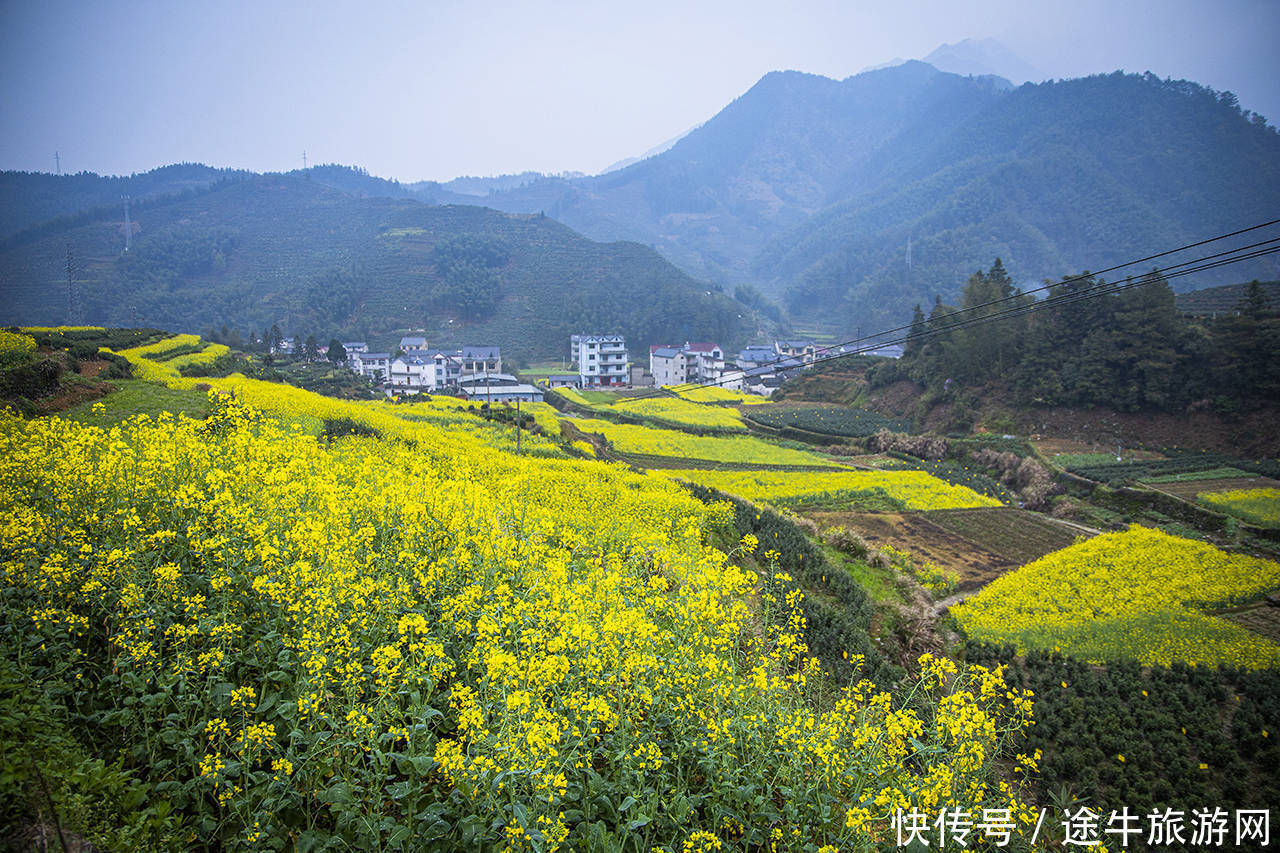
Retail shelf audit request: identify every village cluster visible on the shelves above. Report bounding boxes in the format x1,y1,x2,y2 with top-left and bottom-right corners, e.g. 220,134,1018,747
280,333,876,402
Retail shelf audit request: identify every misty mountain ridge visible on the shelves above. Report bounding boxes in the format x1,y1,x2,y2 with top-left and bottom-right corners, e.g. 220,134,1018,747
461,62,1280,331
4,60,1278,343
922,38,1046,84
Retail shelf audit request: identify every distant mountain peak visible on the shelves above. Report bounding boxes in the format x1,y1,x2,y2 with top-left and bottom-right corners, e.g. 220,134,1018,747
923,37,1045,84
598,124,701,176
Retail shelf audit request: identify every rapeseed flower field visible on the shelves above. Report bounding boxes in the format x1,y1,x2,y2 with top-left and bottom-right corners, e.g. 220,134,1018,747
566,417,838,467
658,469,1001,511
608,396,748,430
107,339,564,457
0,330,38,363
1,337,1041,851
1198,487,1280,527
954,526,1280,668
671,386,770,405
555,388,751,431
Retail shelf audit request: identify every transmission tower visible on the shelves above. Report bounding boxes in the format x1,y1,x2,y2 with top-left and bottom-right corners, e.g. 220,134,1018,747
906,234,912,291
65,246,82,325
302,150,308,170
122,195,132,252
55,151,61,175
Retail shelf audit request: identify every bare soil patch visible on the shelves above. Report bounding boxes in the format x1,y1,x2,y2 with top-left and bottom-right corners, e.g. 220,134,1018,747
867,379,1280,457
76,359,110,378
34,379,113,415
1221,603,1280,645
923,507,1085,565
1032,438,1165,461
803,509,1018,591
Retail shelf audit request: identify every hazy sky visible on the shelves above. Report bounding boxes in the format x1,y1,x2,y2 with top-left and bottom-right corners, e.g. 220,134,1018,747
2,0,1277,182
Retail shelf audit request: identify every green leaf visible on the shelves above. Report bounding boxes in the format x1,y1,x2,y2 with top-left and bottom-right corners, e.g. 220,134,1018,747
319,781,351,804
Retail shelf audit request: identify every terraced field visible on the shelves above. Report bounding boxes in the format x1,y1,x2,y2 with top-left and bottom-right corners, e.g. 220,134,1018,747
801,507,1085,591
923,507,1086,565
803,511,1017,591
1223,603,1280,644
1145,475,1280,502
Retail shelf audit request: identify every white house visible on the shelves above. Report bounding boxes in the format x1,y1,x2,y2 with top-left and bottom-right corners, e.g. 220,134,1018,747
387,356,435,392
348,343,504,391
775,339,817,364
459,373,544,403
572,334,628,387
683,342,725,383
649,346,687,387
342,342,369,365
650,342,726,388
460,345,501,376
353,352,391,382
399,336,429,356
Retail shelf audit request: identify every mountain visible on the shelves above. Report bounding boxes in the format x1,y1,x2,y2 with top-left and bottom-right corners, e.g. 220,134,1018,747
0,173,752,359
477,62,1007,287
7,65,1278,345
771,71,1280,329
0,163,252,241
598,126,699,175
462,64,1280,333
922,38,1045,84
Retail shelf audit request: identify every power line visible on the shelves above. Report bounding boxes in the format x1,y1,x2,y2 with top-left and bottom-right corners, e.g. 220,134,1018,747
611,220,1280,402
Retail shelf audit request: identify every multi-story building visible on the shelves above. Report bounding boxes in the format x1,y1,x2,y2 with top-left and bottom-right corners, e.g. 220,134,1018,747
460,345,501,376
353,352,392,382
571,334,628,387
375,345,503,393
342,342,369,365
775,339,817,364
683,342,725,383
399,336,429,356
386,355,434,392
648,342,725,388
649,346,687,387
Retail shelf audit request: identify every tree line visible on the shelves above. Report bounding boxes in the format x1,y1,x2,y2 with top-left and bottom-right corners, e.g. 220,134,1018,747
872,259,1280,414
204,324,349,365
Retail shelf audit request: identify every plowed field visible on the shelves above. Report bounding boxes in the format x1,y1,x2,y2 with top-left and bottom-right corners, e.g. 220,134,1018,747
804,507,1085,592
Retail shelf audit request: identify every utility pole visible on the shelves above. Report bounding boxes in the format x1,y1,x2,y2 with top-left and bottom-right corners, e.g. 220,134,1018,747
516,396,522,455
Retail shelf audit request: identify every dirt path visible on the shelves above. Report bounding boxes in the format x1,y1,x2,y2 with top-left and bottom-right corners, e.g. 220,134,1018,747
932,590,977,615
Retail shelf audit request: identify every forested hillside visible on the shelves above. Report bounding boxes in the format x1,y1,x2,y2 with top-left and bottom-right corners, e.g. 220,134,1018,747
0,163,251,241
0,174,752,359
870,262,1280,418
469,66,1280,334
774,72,1280,331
